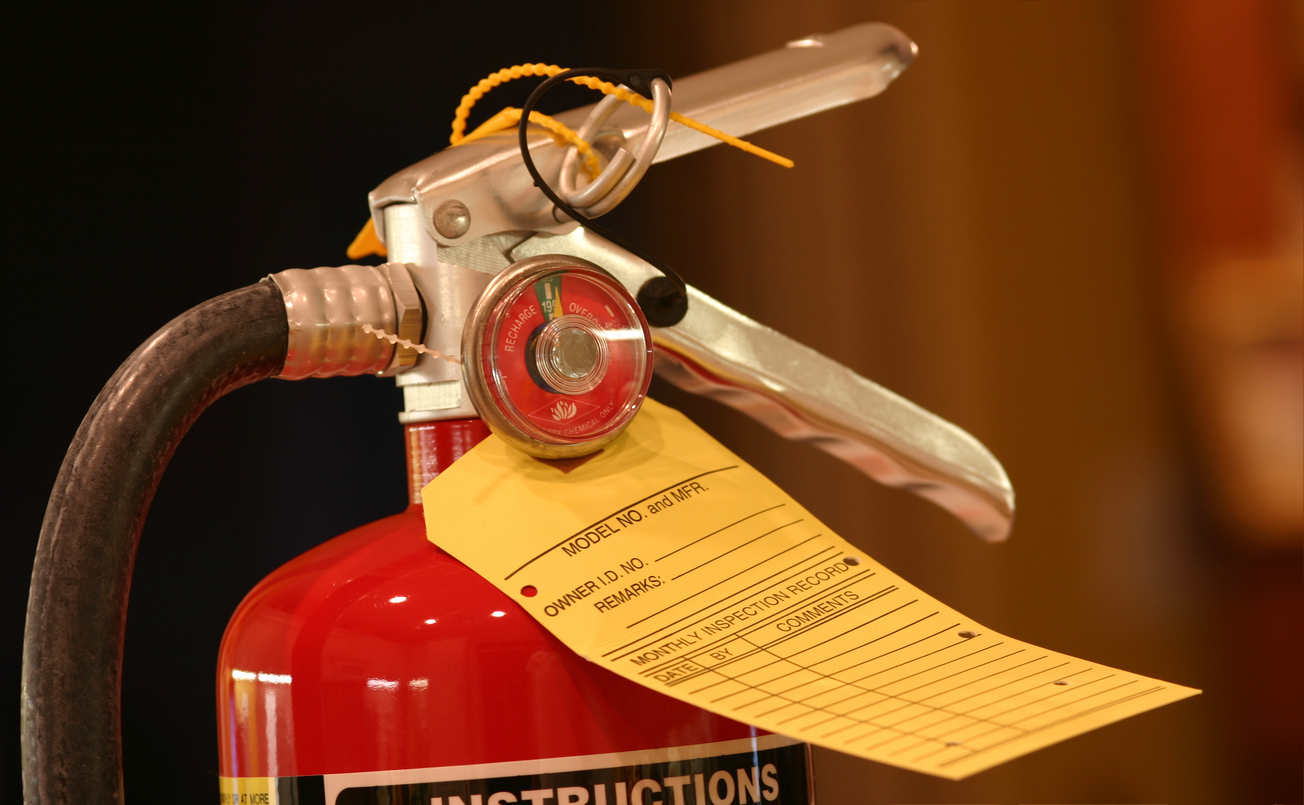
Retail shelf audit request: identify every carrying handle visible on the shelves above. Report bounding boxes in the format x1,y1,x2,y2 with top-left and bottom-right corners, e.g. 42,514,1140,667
512,230,1014,542
650,299,1014,543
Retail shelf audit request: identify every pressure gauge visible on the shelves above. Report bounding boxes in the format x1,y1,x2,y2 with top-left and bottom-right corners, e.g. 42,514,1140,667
462,255,654,459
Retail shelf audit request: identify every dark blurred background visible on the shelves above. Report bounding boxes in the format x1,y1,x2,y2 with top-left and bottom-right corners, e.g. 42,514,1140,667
7,2,1301,804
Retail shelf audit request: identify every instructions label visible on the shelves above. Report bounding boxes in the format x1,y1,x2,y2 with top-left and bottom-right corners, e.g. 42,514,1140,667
330,735,808,805
423,400,1198,780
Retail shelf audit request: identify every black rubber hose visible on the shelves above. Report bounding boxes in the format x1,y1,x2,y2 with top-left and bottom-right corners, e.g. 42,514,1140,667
22,280,289,805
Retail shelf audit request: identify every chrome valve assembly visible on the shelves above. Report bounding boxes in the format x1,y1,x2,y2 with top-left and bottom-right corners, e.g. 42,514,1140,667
263,23,1012,540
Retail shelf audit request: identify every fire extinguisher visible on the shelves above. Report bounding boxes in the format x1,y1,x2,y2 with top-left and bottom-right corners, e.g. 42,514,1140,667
23,23,1014,805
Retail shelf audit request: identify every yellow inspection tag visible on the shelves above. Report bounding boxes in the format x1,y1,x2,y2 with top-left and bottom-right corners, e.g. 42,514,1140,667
423,399,1198,779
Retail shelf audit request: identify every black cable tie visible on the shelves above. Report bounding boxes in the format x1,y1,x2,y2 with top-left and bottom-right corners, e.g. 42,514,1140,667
517,67,688,328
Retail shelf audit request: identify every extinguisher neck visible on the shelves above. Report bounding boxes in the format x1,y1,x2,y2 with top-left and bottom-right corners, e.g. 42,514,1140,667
403,418,493,505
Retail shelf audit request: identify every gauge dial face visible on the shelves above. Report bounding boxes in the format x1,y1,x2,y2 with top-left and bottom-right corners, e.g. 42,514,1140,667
479,264,652,447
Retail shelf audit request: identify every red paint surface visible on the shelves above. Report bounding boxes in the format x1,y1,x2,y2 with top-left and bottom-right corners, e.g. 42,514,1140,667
404,419,493,506
217,418,758,777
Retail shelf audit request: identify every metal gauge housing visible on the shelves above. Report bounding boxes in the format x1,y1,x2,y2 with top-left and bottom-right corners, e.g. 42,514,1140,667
463,255,654,459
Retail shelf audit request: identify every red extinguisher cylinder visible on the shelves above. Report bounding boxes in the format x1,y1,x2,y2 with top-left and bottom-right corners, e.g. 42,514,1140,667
216,419,809,801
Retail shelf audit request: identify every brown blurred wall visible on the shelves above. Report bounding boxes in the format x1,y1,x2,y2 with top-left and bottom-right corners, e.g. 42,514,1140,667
620,2,1301,803
1136,0,1304,800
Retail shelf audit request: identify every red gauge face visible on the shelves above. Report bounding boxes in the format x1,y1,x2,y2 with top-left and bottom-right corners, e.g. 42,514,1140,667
479,265,651,447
